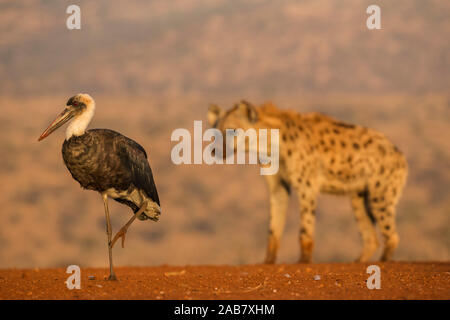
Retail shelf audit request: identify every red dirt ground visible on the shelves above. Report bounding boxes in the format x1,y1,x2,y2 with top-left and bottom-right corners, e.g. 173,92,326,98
0,262,448,300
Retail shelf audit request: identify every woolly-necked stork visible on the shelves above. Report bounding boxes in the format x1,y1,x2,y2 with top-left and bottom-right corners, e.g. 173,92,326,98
38,94,161,280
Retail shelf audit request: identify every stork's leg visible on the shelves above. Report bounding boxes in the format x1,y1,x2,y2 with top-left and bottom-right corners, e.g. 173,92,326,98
111,201,148,249
102,193,117,281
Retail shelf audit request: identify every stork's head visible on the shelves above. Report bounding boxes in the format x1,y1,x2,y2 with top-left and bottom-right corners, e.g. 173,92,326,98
66,93,94,110
38,93,96,141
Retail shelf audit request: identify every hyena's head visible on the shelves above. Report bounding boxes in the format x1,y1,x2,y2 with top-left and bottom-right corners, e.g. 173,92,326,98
208,100,259,132
207,100,259,156
207,100,280,175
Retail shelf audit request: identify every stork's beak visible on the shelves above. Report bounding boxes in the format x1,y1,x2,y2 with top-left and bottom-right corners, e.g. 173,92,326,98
38,108,76,141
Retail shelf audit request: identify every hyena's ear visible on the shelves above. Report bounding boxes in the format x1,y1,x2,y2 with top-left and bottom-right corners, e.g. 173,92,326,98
239,100,258,123
208,104,223,127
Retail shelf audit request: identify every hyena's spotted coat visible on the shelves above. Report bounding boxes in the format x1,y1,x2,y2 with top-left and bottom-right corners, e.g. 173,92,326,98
208,101,408,263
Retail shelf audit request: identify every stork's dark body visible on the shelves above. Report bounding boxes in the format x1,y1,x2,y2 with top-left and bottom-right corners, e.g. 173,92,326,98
62,129,160,220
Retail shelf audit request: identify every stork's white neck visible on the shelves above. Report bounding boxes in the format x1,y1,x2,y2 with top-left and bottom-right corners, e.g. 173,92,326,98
66,103,95,140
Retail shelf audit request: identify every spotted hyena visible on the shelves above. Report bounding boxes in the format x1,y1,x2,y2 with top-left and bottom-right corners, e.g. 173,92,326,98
208,101,408,263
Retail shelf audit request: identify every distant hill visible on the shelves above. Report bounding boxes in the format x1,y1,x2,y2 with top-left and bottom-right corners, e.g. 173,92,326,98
0,0,448,96
0,94,448,267
0,1,448,268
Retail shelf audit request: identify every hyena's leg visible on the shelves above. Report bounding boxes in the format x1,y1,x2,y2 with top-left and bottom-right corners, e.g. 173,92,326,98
263,175,290,264
351,191,379,262
370,155,407,261
372,201,399,261
368,185,402,261
297,183,319,263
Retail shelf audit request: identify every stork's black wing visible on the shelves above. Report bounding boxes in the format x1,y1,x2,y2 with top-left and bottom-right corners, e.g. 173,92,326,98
113,135,160,206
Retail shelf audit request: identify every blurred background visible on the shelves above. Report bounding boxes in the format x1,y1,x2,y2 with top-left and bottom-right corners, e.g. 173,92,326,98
0,0,448,268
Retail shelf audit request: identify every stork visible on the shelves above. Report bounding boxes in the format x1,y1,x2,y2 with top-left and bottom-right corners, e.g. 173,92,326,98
38,94,161,280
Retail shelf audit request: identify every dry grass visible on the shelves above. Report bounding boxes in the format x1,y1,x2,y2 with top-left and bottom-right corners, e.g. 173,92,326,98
0,94,448,268
0,0,448,267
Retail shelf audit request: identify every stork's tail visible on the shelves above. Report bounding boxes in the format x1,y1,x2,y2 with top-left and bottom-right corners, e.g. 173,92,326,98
113,197,161,222
138,201,161,222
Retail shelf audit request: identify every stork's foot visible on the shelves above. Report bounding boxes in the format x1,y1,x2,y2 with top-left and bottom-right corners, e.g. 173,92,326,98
110,202,145,249
111,227,128,248
107,273,118,281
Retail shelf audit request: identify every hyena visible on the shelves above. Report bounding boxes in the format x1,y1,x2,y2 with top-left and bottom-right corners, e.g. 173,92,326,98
208,100,408,263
